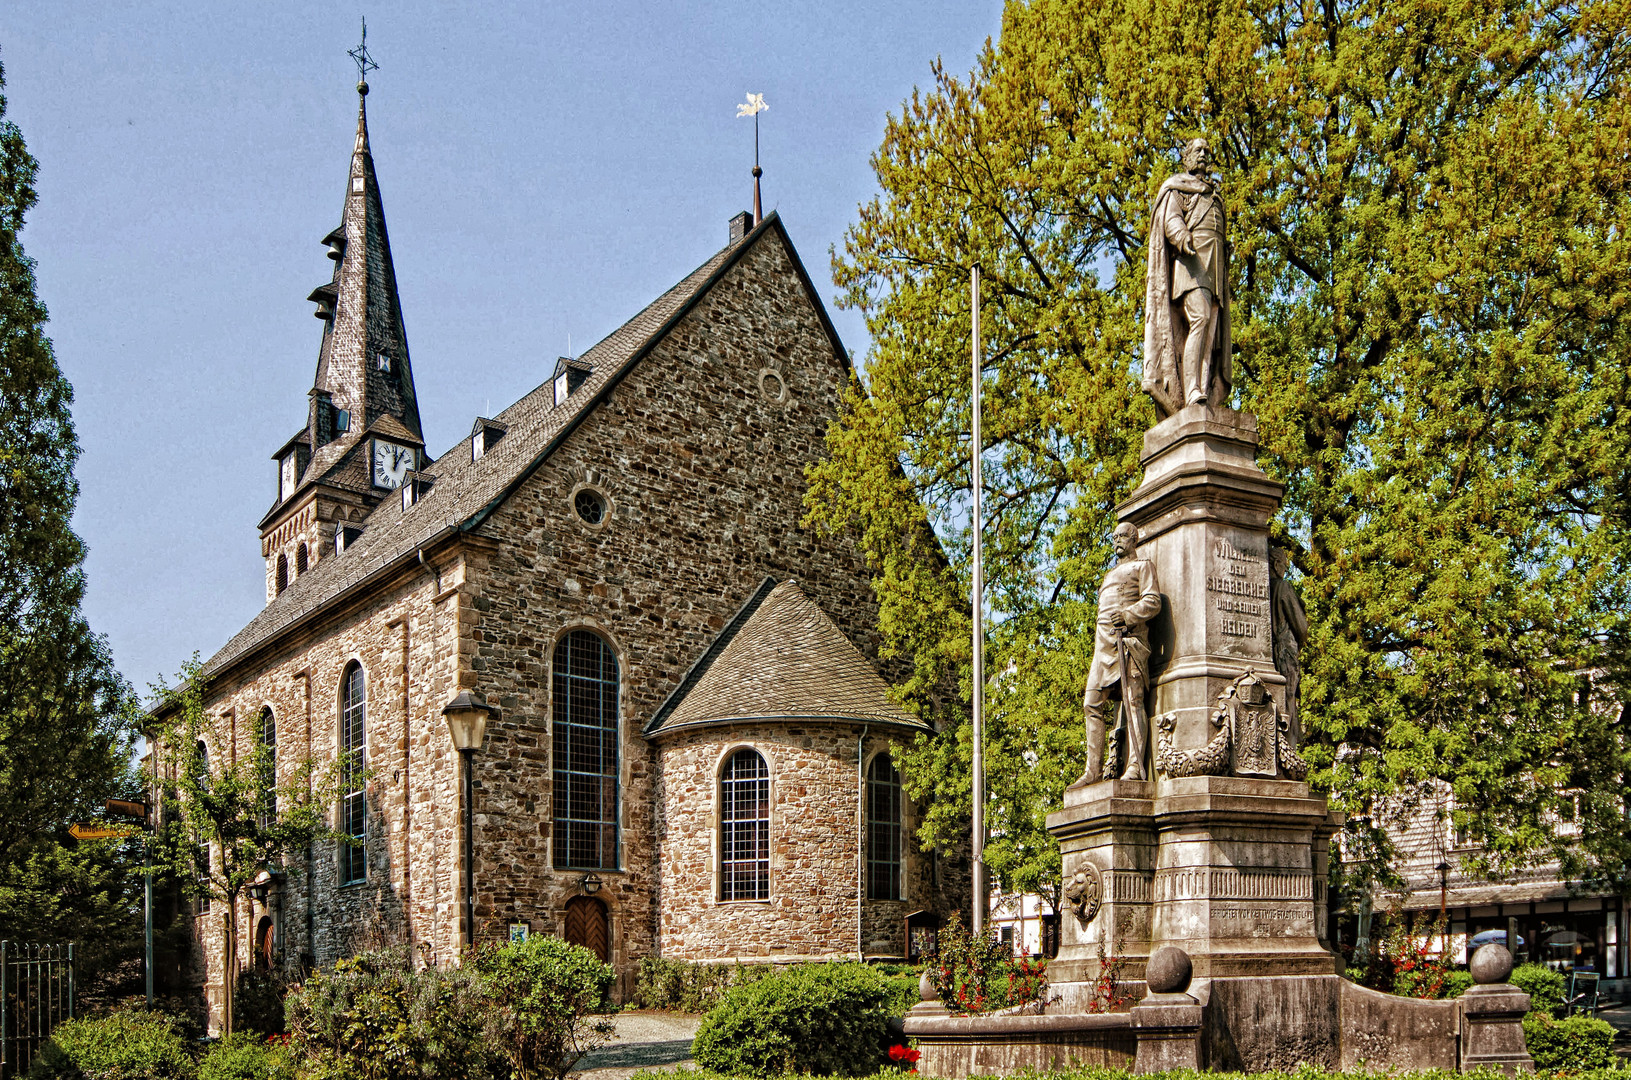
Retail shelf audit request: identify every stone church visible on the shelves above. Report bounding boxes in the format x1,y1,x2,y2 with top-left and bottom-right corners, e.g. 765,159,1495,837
161,82,955,1020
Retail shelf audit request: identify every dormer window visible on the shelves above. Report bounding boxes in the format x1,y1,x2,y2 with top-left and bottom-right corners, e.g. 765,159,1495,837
552,357,593,406
335,525,363,555
471,418,508,461
279,454,298,502
375,351,392,373
401,471,437,511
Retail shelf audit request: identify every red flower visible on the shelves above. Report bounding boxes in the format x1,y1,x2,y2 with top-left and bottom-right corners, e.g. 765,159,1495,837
889,1045,921,1065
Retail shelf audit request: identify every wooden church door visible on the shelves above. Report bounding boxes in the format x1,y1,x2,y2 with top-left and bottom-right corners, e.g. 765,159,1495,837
564,896,610,961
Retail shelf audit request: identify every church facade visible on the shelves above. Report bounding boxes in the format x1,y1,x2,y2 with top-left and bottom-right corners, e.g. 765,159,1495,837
159,84,957,1022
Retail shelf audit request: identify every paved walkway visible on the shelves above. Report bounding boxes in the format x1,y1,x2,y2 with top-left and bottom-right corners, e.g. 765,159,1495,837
1599,1003,1631,1059
572,1011,703,1080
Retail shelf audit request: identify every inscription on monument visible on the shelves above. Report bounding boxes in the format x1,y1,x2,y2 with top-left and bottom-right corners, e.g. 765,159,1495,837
1205,536,1270,653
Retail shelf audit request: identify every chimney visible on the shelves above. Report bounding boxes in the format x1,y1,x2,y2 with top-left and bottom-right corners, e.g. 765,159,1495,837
729,211,754,245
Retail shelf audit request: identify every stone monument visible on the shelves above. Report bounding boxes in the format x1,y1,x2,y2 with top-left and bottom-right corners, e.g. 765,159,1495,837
1049,139,1335,982
904,140,1535,1076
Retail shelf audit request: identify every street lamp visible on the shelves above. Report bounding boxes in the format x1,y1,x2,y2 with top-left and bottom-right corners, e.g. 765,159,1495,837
444,691,494,950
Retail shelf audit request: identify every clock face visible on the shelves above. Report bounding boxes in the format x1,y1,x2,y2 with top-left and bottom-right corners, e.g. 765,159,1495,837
372,440,414,490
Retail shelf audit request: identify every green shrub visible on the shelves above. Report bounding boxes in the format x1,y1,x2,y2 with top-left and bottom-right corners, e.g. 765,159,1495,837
691,963,894,1076
1522,1011,1618,1071
1393,968,1474,999
197,1032,295,1080
284,948,502,1080
470,934,615,1080
1510,962,1567,1014
231,970,288,1036
29,1010,196,1080
633,957,759,1013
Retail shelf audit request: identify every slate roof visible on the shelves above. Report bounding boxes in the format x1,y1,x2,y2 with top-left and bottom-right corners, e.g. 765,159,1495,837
203,213,832,680
645,578,927,738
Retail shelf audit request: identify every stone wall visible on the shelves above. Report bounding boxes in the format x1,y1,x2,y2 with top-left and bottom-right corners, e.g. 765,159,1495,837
174,545,472,1024
456,227,895,979
655,726,935,961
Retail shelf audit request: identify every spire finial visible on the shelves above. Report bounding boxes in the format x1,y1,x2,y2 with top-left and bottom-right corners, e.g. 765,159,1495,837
349,17,378,95
736,93,769,224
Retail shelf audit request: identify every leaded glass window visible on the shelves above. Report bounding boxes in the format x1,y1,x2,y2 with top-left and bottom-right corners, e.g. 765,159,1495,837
552,630,619,869
720,749,770,901
258,707,277,827
867,754,903,900
340,664,366,885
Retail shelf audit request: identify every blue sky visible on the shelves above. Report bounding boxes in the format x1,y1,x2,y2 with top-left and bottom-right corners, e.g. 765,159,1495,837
0,1,1000,690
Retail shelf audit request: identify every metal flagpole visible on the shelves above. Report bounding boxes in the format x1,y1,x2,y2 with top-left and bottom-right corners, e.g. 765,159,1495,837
971,265,986,940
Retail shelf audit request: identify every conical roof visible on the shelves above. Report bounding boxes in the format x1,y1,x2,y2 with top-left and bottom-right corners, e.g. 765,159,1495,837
645,579,927,737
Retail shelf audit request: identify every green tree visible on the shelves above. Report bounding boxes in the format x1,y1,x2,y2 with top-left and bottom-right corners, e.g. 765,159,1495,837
152,662,344,1036
806,0,1631,899
0,55,145,974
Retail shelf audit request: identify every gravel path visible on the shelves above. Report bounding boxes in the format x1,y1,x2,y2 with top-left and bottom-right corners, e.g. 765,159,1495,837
571,1011,704,1080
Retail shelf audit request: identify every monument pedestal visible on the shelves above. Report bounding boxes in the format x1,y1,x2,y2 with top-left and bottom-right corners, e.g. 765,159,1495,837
1048,775,1341,986
1119,405,1288,750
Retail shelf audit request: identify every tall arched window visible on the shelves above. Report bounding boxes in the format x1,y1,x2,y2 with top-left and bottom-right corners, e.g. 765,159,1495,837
276,553,289,594
867,753,903,901
552,630,619,869
720,749,770,901
258,707,277,826
339,664,366,884
295,543,309,576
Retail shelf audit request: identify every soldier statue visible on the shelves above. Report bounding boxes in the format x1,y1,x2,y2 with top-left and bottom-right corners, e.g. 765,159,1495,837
1077,522,1163,785
1143,137,1232,418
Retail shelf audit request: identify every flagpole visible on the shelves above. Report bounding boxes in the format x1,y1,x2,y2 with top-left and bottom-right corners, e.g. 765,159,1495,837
971,265,986,940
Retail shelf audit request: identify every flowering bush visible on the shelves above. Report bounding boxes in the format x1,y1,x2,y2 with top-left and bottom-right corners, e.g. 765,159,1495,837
1085,939,1133,1014
923,912,1049,1015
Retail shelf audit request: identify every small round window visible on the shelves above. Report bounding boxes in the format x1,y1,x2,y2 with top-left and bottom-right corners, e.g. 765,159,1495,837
574,489,607,525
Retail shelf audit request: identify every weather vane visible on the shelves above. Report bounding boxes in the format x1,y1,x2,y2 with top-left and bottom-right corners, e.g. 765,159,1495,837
348,18,379,90
737,93,768,224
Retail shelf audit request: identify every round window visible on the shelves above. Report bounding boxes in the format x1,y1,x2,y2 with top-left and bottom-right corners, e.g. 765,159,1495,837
758,368,789,403
574,489,607,525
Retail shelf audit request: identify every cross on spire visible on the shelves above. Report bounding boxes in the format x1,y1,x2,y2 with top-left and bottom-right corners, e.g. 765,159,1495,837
348,18,378,90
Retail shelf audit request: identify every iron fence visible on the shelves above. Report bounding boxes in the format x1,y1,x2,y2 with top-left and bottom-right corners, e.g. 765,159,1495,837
0,941,74,1078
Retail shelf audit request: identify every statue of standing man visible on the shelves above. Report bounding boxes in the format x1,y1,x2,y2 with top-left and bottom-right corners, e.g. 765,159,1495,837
1078,522,1163,785
1143,138,1232,419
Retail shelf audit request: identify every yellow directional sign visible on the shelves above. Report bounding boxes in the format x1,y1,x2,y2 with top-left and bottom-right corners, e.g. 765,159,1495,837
69,823,138,841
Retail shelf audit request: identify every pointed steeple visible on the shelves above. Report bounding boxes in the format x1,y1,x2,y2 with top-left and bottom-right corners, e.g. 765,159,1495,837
260,50,429,604
306,78,423,468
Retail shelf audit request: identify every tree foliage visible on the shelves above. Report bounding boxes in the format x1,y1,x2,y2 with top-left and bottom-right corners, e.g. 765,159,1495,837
806,0,1631,897
0,55,144,973
152,661,344,1035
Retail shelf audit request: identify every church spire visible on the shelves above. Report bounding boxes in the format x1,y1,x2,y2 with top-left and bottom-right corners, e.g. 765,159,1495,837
261,27,426,603
305,31,423,475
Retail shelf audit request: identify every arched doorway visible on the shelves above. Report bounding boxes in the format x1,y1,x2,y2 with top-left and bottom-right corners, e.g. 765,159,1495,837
255,917,275,971
564,896,609,962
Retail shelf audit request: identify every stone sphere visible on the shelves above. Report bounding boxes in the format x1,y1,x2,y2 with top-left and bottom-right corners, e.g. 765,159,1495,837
1145,945,1193,994
1470,943,1514,985
919,971,938,1001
